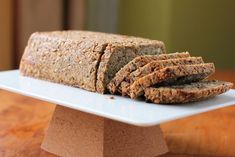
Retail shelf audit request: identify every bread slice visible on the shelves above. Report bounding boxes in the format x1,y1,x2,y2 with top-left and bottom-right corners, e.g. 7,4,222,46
129,63,215,98
20,30,165,93
119,57,204,96
128,57,204,84
144,80,233,104
107,52,190,94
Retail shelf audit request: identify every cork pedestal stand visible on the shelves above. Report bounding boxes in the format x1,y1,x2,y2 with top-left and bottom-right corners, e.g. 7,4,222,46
41,106,168,157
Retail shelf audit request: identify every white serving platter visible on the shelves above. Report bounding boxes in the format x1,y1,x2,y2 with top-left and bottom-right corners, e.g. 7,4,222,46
0,70,234,126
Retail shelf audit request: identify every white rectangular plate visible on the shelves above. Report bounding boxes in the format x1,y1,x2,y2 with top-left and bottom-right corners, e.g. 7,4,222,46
0,70,234,126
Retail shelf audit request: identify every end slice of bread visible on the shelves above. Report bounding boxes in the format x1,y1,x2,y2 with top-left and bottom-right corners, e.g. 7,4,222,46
144,80,233,104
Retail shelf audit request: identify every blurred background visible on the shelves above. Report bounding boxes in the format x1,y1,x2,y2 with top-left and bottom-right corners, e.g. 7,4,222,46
0,0,235,70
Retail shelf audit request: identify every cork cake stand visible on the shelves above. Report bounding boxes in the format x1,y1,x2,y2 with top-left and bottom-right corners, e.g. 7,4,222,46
1,70,235,157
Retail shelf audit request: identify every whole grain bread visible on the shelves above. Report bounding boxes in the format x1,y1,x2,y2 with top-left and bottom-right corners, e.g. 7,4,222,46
128,57,204,84
129,63,215,98
107,52,190,94
20,31,165,92
96,40,166,94
119,57,204,96
144,80,233,104
120,74,210,96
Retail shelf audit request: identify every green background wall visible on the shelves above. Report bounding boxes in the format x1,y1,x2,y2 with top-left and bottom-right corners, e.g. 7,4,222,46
118,0,235,69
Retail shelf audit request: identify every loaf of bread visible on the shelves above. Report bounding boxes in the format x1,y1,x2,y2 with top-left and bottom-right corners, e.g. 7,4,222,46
20,31,166,93
20,31,232,104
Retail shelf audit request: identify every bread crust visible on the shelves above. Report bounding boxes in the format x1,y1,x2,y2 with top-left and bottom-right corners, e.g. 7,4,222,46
20,31,107,91
144,80,233,104
129,63,215,98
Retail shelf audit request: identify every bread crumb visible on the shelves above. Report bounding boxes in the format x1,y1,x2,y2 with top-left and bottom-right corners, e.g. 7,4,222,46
109,96,114,99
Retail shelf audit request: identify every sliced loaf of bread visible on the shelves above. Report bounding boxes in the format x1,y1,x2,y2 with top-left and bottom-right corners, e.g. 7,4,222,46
144,80,233,104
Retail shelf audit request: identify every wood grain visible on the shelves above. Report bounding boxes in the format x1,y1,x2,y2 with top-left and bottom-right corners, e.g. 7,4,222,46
0,91,55,157
0,71,234,157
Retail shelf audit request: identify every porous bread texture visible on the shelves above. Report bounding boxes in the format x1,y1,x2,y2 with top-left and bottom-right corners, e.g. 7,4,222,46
20,30,166,93
144,80,233,104
107,52,190,94
96,40,166,93
120,74,209,97
129,63,215,98
119,57,204,96
128,57,204,84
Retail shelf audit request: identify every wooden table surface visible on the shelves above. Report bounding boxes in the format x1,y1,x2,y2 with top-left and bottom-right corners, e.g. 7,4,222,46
0,70,234,157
